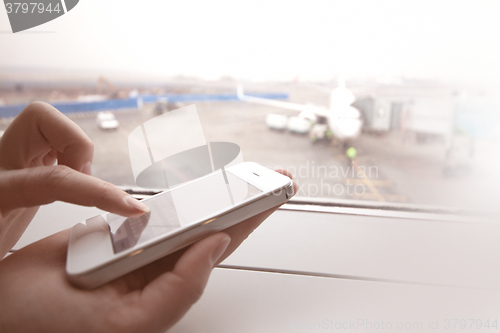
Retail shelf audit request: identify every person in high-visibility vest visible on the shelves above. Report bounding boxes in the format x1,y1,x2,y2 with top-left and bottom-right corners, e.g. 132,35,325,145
346,146,357,167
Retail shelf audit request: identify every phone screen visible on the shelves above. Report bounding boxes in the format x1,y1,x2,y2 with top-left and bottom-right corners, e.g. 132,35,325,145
107,170,262,253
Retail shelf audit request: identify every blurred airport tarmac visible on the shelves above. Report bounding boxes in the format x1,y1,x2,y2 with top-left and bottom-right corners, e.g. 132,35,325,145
66,100,500,214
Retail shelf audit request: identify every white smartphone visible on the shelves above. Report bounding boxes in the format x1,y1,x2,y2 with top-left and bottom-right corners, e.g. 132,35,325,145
66,162,294,289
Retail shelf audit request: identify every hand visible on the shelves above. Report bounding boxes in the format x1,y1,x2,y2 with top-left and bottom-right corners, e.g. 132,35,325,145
0,102,149,258
0,170,298,333
0,101,299,333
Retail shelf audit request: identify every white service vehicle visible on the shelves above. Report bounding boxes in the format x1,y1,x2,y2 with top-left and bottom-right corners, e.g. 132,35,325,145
287,116,311,134
96,111,119,130
265,113,288,130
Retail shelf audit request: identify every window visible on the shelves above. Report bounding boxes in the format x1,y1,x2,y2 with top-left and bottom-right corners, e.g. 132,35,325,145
1,1,499,213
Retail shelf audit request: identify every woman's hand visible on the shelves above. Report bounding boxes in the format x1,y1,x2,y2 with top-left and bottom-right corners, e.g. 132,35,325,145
0,171,298,333
0,170,297,333
0,102,150,258
0,101,299,332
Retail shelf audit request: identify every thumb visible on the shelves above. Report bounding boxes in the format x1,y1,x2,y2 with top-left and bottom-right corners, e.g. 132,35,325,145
137,233,231,331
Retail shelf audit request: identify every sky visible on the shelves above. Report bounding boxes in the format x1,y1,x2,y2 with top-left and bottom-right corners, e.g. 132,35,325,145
1,0,500,83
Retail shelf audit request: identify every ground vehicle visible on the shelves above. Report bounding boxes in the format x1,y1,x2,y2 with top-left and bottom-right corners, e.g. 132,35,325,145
238,83,362,145
96,111,119,130
154,98,169,115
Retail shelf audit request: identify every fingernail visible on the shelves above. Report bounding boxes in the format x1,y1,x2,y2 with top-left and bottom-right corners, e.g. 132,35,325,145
123,196,150,213
210,236,231,266
82,162,92,176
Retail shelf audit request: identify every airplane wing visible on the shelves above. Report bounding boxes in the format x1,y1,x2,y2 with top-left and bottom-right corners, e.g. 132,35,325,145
237,85,330,118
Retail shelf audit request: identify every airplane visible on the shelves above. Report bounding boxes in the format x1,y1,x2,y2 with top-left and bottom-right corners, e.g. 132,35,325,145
237,81,363,148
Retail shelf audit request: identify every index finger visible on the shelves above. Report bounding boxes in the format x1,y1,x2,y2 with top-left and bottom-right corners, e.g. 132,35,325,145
0,166,149,217
0,102,93,173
